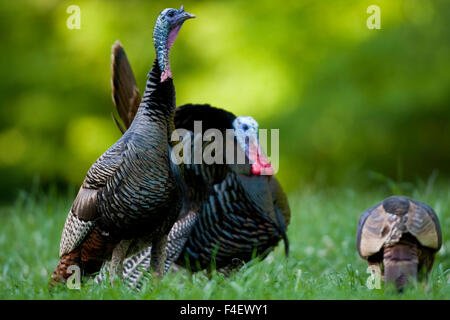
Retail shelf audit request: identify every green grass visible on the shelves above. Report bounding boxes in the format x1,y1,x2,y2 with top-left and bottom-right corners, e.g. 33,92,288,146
0,182,448,299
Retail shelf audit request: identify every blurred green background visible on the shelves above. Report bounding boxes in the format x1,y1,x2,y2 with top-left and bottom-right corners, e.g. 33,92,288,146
0,0,449,201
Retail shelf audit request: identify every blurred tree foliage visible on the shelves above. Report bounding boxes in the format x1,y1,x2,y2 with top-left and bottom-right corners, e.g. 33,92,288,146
0,0,449,200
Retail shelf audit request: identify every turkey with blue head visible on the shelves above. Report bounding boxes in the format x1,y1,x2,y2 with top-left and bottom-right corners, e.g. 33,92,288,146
98,42,291,289
51,7,195,286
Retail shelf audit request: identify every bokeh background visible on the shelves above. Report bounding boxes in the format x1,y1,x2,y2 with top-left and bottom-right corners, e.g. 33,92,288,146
0,0,449,202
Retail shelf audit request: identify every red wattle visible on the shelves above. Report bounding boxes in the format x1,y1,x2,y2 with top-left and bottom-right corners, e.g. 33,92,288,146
249,142,274,176
161,69,172,82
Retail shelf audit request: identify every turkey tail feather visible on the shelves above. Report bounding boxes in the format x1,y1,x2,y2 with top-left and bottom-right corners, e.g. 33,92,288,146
111,41,141,130
50,250,81,285
111,112,126,134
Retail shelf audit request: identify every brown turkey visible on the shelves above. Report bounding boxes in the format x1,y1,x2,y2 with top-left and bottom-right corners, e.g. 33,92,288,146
95,43,291,289
51,7,195,286
356,196,442,291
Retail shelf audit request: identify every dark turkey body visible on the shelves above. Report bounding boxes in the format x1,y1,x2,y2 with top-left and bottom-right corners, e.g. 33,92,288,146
93,108,180,240
176,174,286,271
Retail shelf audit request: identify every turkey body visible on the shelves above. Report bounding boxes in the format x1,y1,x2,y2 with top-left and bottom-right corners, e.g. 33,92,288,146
177,171,290,272
52,60,182,283
52,6,197,285
93,104,177,238
356,196,442,291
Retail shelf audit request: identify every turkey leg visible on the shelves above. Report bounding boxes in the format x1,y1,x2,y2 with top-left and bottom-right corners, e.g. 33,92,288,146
150,234,168,278
110,239,132,286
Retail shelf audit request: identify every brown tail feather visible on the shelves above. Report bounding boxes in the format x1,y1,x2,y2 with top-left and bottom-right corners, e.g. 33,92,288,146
383,238,419,291
111,41,141,130
50,249,81,286
50,227,117,286
111,113,126,134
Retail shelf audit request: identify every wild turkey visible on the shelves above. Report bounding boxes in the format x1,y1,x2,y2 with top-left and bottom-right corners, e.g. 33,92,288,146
51,7,195,285
356,196,442,291
96,43,290,289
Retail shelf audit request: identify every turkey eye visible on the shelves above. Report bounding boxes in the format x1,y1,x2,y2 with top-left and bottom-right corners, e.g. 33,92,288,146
167,11,175,17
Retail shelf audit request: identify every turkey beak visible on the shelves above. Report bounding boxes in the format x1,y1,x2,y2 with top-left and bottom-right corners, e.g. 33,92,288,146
181,12,196,21
177,6,196,24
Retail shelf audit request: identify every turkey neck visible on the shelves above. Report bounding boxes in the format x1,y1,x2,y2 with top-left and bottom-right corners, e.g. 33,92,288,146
134,58,176,128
